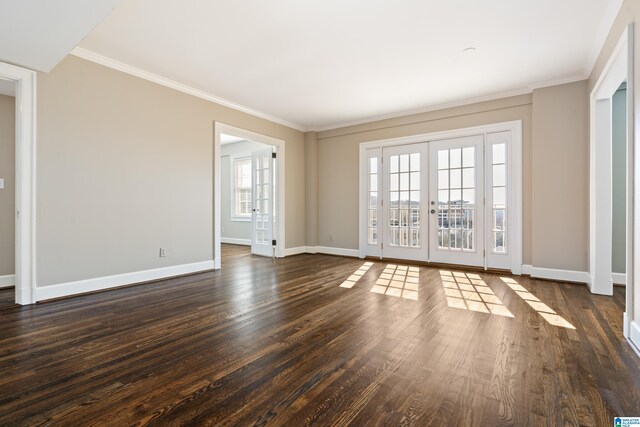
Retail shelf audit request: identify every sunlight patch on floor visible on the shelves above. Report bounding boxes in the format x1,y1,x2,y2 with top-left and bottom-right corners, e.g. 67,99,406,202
340,262,374,288
440,271,514,317
500,277,576,329
370,264,419,300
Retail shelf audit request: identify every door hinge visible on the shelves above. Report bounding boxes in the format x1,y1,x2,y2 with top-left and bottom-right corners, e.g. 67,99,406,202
381,199,384,207
272,239,277,246
381,243,383,250
272,152,277,159
483,249,486,257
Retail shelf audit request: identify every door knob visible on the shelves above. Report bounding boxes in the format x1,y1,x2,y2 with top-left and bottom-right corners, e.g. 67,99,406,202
430,209,436,214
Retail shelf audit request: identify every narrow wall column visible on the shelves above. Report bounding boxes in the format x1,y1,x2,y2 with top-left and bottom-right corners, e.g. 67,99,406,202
305,132,319,248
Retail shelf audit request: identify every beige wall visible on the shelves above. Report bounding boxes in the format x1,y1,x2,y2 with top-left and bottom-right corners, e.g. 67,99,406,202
0,95,14,277
531,81,589,271
37,55,305,286
317,95,534,263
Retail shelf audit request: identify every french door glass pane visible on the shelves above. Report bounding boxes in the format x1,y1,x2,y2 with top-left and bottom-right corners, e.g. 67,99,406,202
492,143,507,253
388,152,421,248
368,156,379,244
437,147,476,252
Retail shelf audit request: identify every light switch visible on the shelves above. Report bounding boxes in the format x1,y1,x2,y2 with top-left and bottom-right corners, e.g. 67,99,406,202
0,179,4,190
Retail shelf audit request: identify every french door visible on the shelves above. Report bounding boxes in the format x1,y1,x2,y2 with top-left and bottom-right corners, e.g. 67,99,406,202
429,136,484,266
381,144,428,261
363,132,510,269
251,148,274,257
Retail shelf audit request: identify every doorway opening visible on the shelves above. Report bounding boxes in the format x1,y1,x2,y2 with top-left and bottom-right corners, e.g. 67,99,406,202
0,62,36,306
589,23,636,352
214,123,285,268
359,121,522,274
0,80,15,309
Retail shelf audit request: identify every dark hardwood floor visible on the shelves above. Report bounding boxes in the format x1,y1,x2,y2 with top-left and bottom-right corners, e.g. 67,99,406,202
1,244,639,426
0,287,15,310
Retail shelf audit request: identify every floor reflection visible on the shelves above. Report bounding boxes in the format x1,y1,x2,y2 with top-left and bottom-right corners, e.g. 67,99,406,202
440,271,514,317
500,277,575,329
370,264,419,300
340,262,374,288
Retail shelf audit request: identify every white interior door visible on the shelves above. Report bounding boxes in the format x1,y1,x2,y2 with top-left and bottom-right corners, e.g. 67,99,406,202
382,144,428,261
429,136,484,266
251,148,274,257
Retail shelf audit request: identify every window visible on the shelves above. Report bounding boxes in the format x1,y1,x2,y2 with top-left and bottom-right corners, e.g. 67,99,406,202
232,156,252,220
491,143,507,253
368,157,378,244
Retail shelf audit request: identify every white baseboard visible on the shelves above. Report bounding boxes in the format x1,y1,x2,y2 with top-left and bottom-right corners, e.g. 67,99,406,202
624,312,629,337
0,274,15,288
315,246,360,257
630,321,640,358
35,260,215,302
283,246,308,256
283,246,360,258
612,272,627,285
221,237,251,246
520,264,590,284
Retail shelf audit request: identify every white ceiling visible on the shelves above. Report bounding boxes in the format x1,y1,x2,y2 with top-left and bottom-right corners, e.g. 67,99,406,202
78,0,621,130
0,0,122,72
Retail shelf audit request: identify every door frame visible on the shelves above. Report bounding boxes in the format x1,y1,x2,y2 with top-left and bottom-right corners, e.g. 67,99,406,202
589,24,636,346
358,120,523,274
0,61,37,305
214,122,285,267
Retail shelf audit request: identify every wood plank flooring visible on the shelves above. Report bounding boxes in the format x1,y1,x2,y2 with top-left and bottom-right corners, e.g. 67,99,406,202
1,244,639,426
0,287,15,310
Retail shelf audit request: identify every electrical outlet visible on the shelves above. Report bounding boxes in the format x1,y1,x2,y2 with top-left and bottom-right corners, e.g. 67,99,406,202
159,248,166,257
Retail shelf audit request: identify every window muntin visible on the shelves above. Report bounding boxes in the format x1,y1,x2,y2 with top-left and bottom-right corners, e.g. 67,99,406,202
388,153,421,248
368,157,378,244
232,156,252,219
491,143,507,253
436,147,476,252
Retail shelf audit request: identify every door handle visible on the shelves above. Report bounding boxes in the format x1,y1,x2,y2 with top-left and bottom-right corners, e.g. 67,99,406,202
430,209,436,214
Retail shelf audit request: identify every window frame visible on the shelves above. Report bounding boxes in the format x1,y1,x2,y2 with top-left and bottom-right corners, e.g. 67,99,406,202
230,154,252,222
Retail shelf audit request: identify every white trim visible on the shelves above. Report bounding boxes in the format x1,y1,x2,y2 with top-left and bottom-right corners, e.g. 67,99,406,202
0,274,15,288
313,77,586,132
315,246,359,258
221,237,251,246
214,123,286,264
631,321,640,357
590,26,633,300
612,272,627,285
283,246,360,257
35,261,214,302
0,61,37,305
526,74,591,91
283,246,309,256
521,264,590,284
358,121,523,274
71,47,306,132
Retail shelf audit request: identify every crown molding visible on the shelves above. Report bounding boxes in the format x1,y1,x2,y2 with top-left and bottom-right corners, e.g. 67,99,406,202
311,88,533,132
71,47,591,134
70,47,306,132
526,74,590,90
584,0,624,76
313,74,588,133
